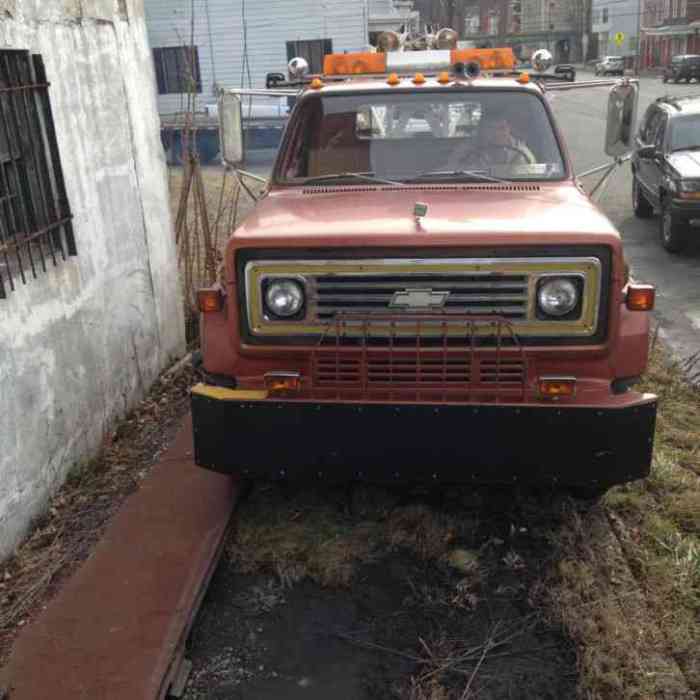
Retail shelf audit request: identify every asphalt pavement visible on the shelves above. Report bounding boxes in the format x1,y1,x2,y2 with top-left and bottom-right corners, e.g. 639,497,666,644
551,70,700,362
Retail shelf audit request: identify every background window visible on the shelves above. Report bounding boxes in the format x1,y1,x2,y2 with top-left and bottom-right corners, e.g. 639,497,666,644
286,39,333,74
153,46,202,95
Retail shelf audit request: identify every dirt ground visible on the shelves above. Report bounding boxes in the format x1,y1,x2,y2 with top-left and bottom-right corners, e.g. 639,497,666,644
0,363,194,668
183,484,579,700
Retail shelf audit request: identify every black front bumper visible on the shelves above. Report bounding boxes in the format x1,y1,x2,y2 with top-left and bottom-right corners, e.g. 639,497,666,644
191,388,657,489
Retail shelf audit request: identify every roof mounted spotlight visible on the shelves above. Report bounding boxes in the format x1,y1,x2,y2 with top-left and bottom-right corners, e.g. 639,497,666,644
377,30,402,53
455,60,481,80
288,56,310,80
435,28,458,50
532,49,553,73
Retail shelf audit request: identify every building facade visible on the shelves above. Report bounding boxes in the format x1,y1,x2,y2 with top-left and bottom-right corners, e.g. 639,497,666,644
640,0,700,67
591,0,641,62
461,0,586,61
144,0,370,116
0,0,185,560
369,0,420,41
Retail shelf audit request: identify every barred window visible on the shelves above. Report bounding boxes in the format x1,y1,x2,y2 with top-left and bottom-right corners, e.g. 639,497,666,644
153,46,202,95
0,50,75,299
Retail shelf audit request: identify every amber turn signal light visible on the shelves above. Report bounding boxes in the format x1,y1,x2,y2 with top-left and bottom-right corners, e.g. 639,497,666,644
197,288,223,313
264,372,301,395
626,284,655,311
538,377,576,399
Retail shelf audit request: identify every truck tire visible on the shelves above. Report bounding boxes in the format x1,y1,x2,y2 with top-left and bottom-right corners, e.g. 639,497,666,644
660,198,688,253
632,176,653,218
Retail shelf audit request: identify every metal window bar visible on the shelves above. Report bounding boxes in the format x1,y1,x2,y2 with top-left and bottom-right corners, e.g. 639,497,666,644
0,50,75,299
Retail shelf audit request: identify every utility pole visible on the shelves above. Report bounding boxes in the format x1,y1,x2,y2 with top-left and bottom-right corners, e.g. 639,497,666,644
635,0,643,74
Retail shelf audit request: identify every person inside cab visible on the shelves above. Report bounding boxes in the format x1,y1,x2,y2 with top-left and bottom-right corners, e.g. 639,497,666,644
449,109,536,170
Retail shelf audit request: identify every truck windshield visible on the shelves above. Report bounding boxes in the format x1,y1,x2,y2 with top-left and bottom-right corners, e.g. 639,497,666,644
279,90,566,183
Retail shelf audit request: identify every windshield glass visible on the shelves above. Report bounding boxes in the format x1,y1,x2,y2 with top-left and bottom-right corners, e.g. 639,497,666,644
670,115,700,151
278,90,566,183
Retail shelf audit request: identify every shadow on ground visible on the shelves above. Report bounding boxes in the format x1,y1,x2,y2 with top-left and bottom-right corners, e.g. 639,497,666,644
183,483,579,699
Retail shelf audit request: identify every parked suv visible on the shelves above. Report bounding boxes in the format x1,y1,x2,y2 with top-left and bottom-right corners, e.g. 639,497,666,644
662,54,700,83
632,95,700,252
595,56,624,76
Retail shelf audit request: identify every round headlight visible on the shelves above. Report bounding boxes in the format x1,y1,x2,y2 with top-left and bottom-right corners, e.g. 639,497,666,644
264,279,304,318
537,278,579,317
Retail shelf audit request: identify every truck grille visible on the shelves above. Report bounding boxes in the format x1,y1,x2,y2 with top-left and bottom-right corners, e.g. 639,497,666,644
313,273,528,321
243,255,604,342
310,315,529,402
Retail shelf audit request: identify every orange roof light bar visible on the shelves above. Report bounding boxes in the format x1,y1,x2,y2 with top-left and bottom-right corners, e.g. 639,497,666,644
451,48,516,71
323,52,387,76
323,47,516,77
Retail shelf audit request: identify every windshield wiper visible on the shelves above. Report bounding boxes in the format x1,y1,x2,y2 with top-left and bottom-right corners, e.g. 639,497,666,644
303,172,403,186
670,145,700,153
404,169,510,184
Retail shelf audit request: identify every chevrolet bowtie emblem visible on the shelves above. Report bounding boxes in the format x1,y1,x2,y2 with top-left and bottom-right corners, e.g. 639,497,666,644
389,288,450,309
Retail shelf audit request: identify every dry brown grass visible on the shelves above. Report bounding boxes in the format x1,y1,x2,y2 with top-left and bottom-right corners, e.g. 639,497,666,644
227,488,474,589
168,164,265,342
543,347,700,698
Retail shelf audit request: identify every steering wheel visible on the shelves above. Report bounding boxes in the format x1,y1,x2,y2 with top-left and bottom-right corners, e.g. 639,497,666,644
457,148,491,169
480,144,533,165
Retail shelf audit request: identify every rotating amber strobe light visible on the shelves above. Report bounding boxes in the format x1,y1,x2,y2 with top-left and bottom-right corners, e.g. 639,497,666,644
538,378,576,400
197,288,223,314
626,284,655,311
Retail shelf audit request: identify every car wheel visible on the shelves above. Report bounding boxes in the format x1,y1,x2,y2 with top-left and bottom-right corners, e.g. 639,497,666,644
687,77,691,83
660,199,688,253
633,176,653,218
674,76,681,83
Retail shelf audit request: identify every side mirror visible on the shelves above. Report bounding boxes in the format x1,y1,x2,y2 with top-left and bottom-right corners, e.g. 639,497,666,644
637,145,657,159
605,81,638,157
218,91,243,166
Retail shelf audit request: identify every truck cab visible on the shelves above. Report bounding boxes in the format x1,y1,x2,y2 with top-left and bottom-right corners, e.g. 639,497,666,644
192,46,657,497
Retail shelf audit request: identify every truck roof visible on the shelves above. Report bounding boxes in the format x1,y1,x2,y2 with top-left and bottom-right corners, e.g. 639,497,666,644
299,75,544,97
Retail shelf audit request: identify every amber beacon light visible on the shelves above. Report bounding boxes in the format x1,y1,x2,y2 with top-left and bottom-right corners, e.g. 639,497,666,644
626,284,655,311
197,288,223,313
538,377,576,399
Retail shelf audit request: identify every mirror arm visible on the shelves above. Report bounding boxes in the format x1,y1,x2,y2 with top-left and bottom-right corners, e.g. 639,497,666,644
578,154,632,201
229,166,265,203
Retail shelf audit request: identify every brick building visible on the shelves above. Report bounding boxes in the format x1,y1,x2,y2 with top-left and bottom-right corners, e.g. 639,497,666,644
640,0,700,68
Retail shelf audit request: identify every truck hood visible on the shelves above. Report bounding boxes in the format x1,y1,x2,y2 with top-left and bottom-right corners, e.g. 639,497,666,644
233,182,621,248
667,150,700,179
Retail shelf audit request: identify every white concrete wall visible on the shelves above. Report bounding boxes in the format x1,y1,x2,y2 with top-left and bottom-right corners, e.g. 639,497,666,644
144,0,369,115
0,0,185,560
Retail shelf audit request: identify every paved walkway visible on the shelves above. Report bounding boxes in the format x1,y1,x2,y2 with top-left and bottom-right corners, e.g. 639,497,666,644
0,415,238,700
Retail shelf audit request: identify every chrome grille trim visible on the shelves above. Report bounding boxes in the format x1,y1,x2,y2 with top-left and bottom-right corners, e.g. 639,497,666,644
245,257,603,339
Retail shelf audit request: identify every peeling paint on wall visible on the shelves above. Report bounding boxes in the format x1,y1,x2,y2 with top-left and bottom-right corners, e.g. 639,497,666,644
0,0,15,18
0,0,185,561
